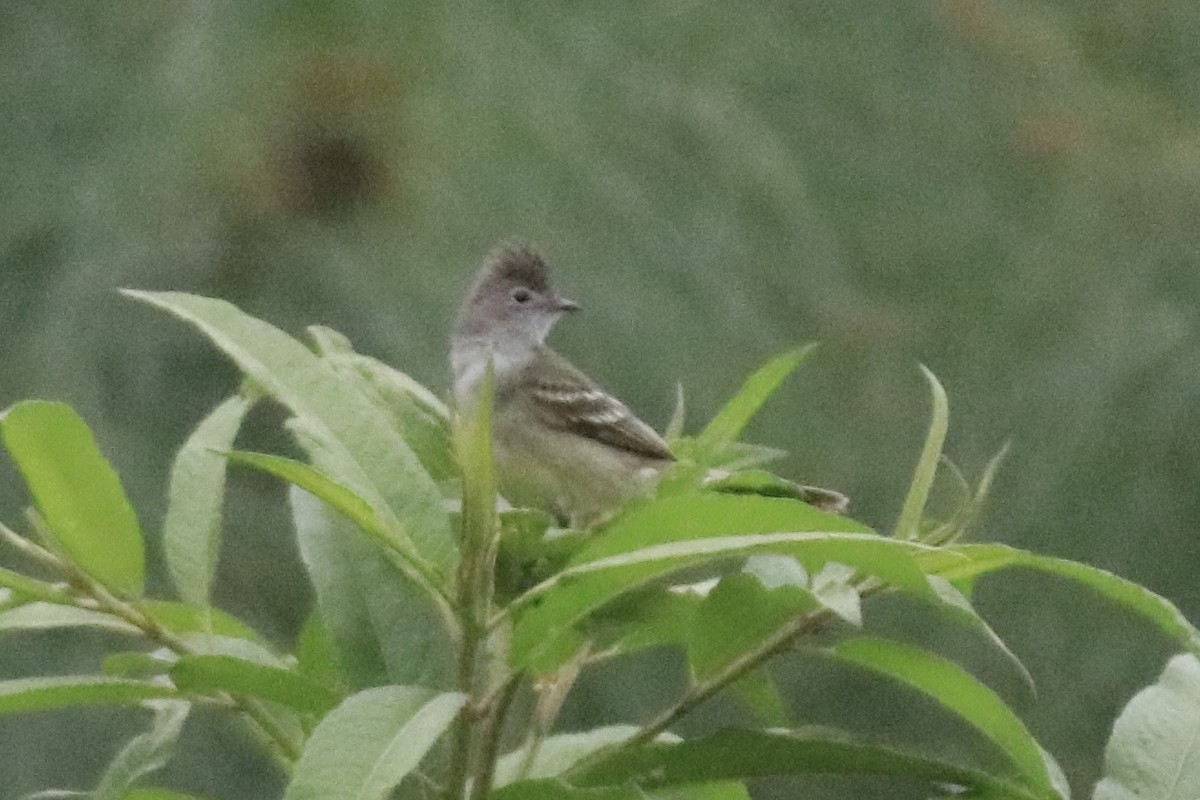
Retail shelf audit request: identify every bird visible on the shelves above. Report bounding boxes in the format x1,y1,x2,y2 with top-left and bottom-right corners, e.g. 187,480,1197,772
450,242,674,527
450,241,847,527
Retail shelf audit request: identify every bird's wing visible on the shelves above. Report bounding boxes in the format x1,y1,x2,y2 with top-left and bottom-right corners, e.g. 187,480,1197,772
527,348,675,462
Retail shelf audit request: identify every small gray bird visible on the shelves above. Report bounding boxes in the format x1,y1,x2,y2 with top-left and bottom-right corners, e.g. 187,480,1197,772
450,242,674,527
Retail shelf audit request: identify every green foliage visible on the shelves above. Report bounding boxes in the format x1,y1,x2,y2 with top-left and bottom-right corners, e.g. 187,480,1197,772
283,687,466,800
6,4,1200,792
163,391,255,608
0,297,1197,799
1,401,145,596
1094,653,1200,800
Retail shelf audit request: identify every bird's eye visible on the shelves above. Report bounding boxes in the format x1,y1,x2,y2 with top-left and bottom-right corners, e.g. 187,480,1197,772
511,288,532,304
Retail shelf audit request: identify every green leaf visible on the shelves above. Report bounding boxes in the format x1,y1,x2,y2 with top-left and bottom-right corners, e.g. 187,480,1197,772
103,652,175,680
225,451,395,546
510,495,933,671
454,359,499,643
308,327,448,418
121,790,211,800
592,589,702,657
0,602,140,635
0,676,178,714
138,600,265,643
308,326,456,483
163,392,254,607
688,574,815,722
647,783,751,800
93,701,190,800
174,632,286,666
575,494,873,563
0,565,76,604
703,469,842,506
491,783,642,800
295,610,345,692
493,725,646,787
122,291,454,574
807,562,864,626
282,687,466,800
665,382,687,442
170,655,341,715
923,576,1035,697
917,544,1200,655
573,728,1043,799
828,637,1059,797
895,365,949,540
454,358,497,560
0,401,145,595
1094,653,1200,800
695,345,817,454
291,488,454,688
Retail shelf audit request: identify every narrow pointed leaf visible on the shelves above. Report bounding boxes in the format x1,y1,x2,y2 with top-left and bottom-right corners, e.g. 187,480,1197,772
510,495,934,671
163,393,254,607
454,362,499,638
1095,653,1200,800
1,401,144,595
295,610,344,692
170,655,340,714
493,725,647,787
103,652,175,680
924,576,1035,697
0,566,76,604
688,574,801,723
138,600,265,643
829,637,1059,797
895,365,949,540
665,382,687,442
591,589,702,657
648,783,751,800
0,602,140,635
309,326,456,482
491,784,642,800
917,544,1200,655
291,488,454,689
513,530,931,672
308,327,448,417
225,451,390,546
454,360,497,557
572,728,1043,799
283,687,465,800
696,345,816,453
576,494,872,563
0,676,178,714
122,291,454,574
121,790,211,800
93,701,190,800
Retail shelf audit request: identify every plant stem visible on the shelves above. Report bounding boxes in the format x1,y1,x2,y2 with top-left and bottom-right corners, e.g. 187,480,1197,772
567,609,834,779
569,571,900,780
469,673,522,800
0,521,303,765
446,372,501,800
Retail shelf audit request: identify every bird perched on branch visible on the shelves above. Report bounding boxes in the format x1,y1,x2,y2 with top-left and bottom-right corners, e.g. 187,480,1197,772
450,242,846,527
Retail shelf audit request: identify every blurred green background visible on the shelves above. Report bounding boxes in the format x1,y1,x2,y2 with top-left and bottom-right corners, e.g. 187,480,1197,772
2,1,1199,797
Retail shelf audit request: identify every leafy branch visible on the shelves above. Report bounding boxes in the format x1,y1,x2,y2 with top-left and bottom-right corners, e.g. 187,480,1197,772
0,295,1196,800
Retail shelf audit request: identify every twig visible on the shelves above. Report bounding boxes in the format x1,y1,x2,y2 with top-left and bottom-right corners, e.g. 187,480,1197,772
567,610,834,779
0,520,303,765
469,673,523,800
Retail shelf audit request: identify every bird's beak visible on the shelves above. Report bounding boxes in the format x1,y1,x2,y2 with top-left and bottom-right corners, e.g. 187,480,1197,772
556,297,581,312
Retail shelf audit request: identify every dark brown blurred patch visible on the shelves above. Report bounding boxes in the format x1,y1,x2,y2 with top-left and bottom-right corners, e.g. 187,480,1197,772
274,52,405,218
280,130,388,217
